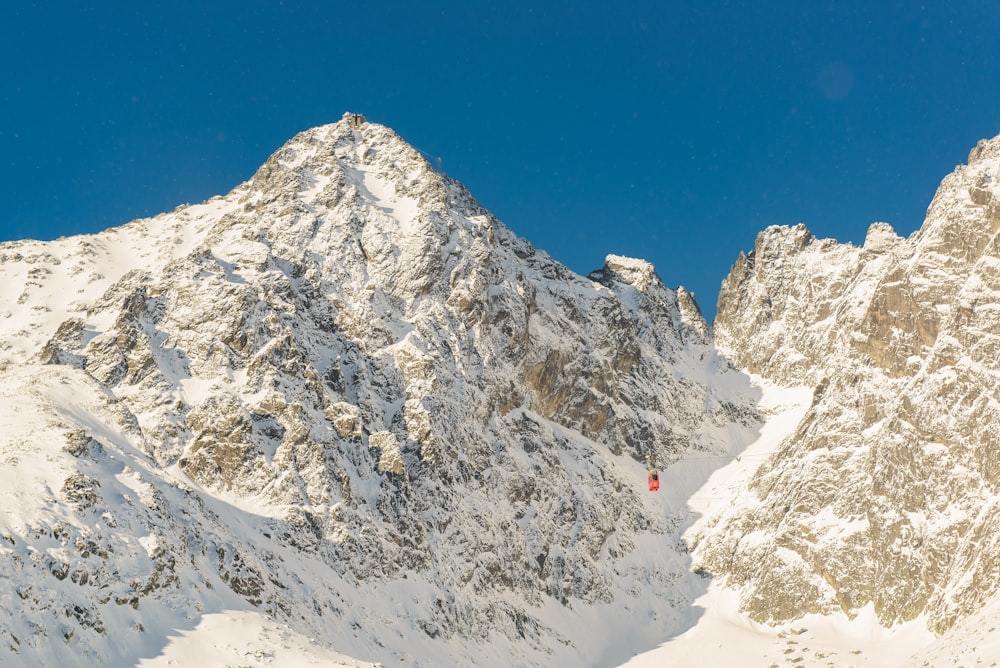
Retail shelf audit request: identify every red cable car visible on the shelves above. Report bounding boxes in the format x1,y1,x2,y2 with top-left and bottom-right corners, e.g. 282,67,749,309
648,471,660,491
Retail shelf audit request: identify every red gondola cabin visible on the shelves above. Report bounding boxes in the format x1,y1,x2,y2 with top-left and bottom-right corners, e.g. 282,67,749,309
648,471,660,491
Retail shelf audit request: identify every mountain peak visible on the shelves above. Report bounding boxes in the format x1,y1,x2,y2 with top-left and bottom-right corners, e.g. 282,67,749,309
214,114,496,304
0,115,751,666
245,112,441,205
968,133,1000,164
705,130,1000,640
589,254,659,291
863,221,902,253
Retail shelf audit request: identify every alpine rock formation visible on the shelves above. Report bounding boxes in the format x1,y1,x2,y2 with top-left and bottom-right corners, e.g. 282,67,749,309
10,111,1000,667
695,134,1000,645
0,113,757,666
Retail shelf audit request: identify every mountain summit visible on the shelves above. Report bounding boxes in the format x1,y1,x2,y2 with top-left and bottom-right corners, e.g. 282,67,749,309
0,113,756,665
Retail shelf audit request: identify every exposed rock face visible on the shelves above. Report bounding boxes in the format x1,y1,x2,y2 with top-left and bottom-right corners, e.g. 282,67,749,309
0,113,756,665
700,134,1000,632
16,112,1000,664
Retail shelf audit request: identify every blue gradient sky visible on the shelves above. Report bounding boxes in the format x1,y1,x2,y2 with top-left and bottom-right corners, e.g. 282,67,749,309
5,2,1000,319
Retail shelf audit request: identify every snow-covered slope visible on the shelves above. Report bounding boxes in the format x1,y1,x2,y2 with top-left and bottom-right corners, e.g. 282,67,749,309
0,113,759,666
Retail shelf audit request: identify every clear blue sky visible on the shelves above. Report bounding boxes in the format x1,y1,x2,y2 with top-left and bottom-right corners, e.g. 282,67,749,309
5,2,1000,320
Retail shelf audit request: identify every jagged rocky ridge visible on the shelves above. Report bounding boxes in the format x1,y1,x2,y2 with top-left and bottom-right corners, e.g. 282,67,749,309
697,135,1000,633
0,114,756,665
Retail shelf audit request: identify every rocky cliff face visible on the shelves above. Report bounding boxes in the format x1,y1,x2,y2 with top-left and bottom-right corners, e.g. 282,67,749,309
0,113,756,665
699,135,1000,633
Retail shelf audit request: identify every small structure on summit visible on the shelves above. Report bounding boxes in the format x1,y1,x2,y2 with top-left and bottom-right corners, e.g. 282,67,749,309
349,113,366,130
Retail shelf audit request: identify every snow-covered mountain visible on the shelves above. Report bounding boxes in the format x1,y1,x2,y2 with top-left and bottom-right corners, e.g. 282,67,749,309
696,134,1000,637
0,113,758,666
8,111,1000,667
